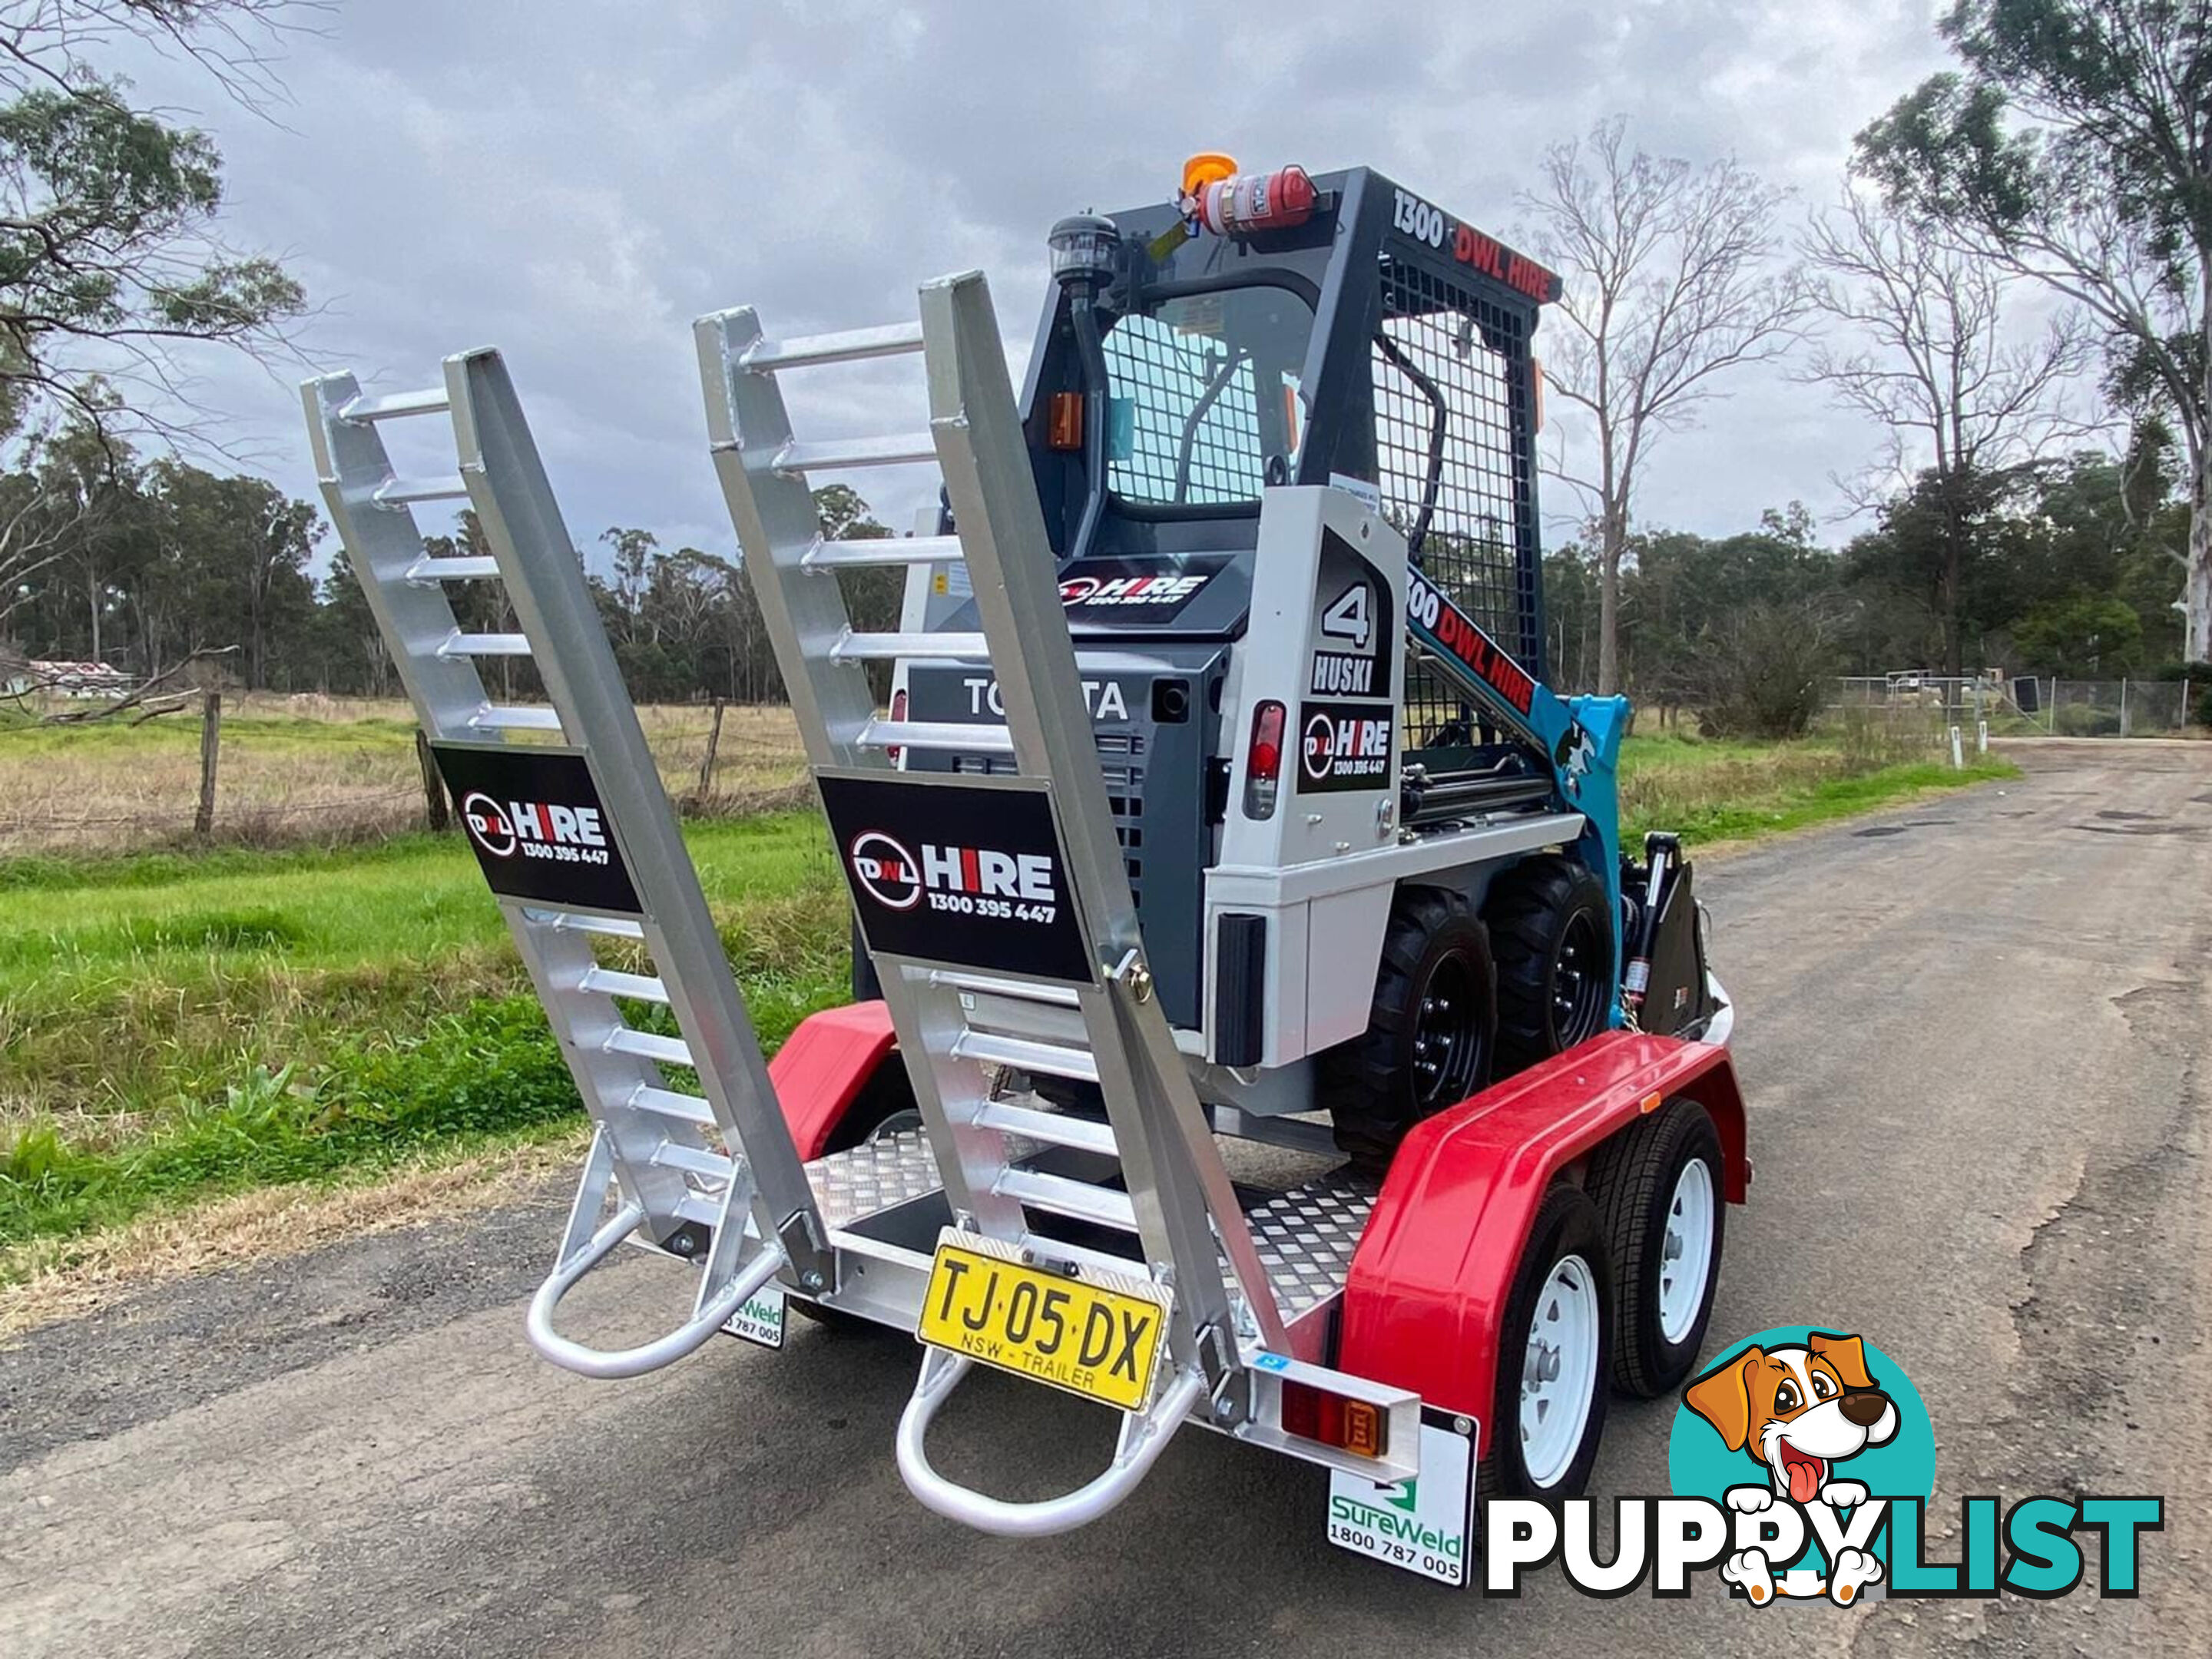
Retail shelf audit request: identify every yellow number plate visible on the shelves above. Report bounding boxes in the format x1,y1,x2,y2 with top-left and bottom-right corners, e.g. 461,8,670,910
917,1234,1171,1413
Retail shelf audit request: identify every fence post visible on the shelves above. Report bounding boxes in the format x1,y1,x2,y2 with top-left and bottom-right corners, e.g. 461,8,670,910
1949,724,1964,768
696,697,727,802
1978,719,1988,754
415,730,451,832
2120,677,2131,737
194,689,221,837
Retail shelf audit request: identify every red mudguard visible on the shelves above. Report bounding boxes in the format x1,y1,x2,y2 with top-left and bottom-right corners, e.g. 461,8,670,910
767,1000,899,1159
1337,1031,1748,1425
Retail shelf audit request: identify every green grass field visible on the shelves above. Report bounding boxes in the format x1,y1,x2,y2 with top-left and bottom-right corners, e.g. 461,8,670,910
0,813,849,1263
0,728,2012,1276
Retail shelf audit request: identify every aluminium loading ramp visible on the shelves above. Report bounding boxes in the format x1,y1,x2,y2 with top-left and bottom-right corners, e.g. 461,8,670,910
696,270,1369,1527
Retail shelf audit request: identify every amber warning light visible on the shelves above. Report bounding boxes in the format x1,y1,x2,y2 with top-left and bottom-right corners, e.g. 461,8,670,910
1281,1379,1388,1459
1048,391,1084,452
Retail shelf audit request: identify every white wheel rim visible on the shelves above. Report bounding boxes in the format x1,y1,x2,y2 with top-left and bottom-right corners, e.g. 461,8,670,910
1657,1157,1716,1343
1518,1252,1601,1487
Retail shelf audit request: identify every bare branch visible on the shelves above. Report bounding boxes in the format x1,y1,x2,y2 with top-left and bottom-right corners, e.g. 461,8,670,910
36,639,234,722
1520,116,1811,692
1800,182,2108,502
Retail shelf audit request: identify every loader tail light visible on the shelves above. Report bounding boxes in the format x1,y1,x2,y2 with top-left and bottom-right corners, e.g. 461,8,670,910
1280,1380,1387,1459
886,687,909,765
1243,700,1285,820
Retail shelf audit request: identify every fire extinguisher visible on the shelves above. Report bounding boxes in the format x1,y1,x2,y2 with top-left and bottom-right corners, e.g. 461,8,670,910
1188,166,1319,238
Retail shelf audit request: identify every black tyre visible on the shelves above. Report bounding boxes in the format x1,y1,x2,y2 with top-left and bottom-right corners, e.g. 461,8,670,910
1585,1099,1725,1398
1486,856,1611,1075
1320,887,1496,1173
1479,1184,1613,1501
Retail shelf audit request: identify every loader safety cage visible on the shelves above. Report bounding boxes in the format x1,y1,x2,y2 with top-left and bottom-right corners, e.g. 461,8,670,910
1011,167,1557,710
301,199,1745,1573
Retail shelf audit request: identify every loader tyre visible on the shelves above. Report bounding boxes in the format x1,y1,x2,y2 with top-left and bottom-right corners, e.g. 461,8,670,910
1320,887,1495,1174
1585,1099,1724,1397
1486,856,1611,1075
1479,1184,1612,1502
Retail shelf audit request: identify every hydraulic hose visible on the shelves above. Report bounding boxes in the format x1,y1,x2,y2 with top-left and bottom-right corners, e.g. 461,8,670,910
1068,293,1113,566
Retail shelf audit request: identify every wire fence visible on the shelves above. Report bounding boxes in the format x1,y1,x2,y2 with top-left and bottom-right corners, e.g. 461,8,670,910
1830,675,2203,739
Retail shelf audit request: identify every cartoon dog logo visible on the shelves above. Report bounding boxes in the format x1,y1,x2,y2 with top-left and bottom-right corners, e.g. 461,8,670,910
1684,1332,1899,1606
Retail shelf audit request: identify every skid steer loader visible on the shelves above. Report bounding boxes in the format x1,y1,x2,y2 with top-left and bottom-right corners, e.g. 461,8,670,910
302,155,1747,1581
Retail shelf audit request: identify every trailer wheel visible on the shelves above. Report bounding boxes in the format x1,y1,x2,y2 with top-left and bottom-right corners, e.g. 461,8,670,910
1320,887,1495,1172
1481,1184,1612,1501
1586,1099,1724,1397
1486,856,1611,1074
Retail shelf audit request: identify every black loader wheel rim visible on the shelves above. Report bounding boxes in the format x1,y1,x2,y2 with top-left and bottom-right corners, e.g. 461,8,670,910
1553,909,1608,1044
1411,949,1485,1109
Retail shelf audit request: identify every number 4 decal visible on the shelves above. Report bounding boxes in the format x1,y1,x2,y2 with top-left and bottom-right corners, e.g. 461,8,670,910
1321,581,1373,651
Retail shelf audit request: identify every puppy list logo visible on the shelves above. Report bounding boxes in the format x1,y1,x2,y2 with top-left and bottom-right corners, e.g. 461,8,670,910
1661,1325,2161,1606
1484,1325,2162,1603
1680,1330,1917,1605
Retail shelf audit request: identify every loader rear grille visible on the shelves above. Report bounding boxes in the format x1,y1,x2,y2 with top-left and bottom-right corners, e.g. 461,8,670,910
1375,257,1546,742
949,750,1147,907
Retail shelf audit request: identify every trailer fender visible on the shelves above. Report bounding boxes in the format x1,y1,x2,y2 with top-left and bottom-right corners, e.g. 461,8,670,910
767,1000,901,1159
1338,1031,1747,1426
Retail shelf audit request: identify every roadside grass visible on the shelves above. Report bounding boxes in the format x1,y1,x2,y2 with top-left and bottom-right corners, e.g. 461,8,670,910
0,724,2016,1300
0,1131,592,1340
1618,727,2015,846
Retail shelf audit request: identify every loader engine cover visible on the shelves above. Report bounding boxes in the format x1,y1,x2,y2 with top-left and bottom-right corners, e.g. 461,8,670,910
902,644,1230,1025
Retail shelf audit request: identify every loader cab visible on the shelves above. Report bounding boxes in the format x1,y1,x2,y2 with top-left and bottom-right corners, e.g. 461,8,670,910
1011,166,1556,677
902,164,1563,1027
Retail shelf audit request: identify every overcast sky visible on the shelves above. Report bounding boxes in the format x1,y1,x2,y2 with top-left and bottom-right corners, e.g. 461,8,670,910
119,0,1977,570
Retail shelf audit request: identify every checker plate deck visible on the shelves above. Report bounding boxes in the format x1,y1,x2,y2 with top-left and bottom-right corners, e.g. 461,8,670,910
803,1126,1376,1322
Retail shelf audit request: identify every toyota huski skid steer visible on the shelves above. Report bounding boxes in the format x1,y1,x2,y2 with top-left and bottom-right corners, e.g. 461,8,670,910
303,155,1747,1581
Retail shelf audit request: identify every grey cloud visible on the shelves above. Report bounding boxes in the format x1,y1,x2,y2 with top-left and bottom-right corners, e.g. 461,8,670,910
111,0,1959,563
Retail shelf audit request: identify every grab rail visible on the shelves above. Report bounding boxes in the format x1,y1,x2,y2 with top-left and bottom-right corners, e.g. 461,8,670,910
525,1197,786,1380
894,1346,1207,1537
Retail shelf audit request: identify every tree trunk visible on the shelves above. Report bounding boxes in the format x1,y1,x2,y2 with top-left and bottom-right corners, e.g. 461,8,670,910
1942,492,1966,680
1597,512,1626,696
2189,351,2212,663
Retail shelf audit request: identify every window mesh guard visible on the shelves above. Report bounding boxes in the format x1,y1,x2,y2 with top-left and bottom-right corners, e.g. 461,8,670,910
1102,316,1266,506
1373,260,1541,747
